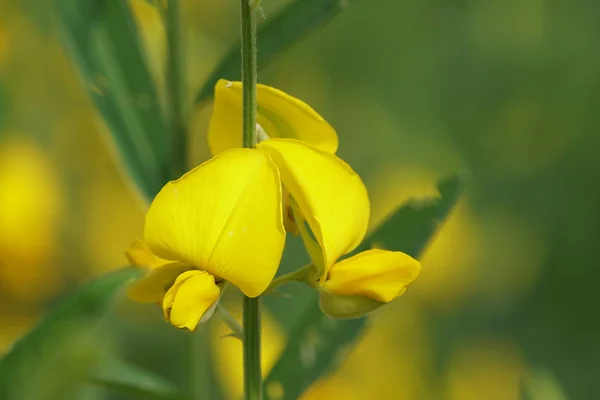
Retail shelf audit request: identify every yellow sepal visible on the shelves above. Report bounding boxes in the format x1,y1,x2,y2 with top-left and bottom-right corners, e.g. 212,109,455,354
126,239,172,270
127,262,192,303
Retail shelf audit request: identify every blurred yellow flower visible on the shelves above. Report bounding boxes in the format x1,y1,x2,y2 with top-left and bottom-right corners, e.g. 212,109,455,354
208,80,338,156
0,136,63,303
128,149,285,330
301,308,430,399
0,28,9,68
445,340,526,400
213,304,430,400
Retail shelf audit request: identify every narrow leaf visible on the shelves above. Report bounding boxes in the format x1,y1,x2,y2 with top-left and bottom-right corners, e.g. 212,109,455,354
88,356,182,400
194,0,356,105
53,0,169,200
264,176,463,400
0,267,142,400
521,368,570,400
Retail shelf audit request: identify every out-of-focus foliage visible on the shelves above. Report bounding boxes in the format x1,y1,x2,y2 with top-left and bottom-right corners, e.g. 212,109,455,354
195,0,357,104
55,0,170,200
265,177,461,400
0,0,598,398
0,268,141,400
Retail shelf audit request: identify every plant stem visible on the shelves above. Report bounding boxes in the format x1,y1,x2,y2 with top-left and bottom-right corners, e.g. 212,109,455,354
243,296,261,400
165,0,187,178
241,1,261,399
241,0,257,149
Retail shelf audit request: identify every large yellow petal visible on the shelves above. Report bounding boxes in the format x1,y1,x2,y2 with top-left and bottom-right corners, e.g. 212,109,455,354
127,262,191,303
207,80,338,156
322,249,421,303
144,148,285,297
257,139,370,279
125,239,173,269
162,270,221,331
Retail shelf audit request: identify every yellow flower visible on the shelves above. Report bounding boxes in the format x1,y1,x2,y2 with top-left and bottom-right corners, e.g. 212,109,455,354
208,80,339,156
256,140,420,317
130,79,418,326
0,136,64,303
128,134,373,329
127,148,286,330
257,138,370,279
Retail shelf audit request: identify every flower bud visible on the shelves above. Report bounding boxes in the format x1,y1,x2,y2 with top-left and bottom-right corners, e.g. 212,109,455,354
162,270,222,331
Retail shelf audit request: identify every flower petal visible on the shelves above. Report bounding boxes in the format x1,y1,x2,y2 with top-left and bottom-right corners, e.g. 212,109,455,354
126,239,173,269
208,80,338,156
257,139,370,279
127,262,191,303
162,270,221,331
322,249,421,303
144,148,285,297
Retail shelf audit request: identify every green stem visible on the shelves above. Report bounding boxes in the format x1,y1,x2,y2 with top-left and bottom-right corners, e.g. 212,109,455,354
241,1,260,399
243,296,261,400
267,264,315,291
241,0,257,149
165,0,187,178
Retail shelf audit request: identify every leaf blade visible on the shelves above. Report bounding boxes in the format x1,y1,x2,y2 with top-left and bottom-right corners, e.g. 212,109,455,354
0,267,142,400
88,356,183,400
53,0,169,200
194,0,356,105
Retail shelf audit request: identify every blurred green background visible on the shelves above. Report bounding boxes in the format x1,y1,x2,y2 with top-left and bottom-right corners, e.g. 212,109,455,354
0,0,598,399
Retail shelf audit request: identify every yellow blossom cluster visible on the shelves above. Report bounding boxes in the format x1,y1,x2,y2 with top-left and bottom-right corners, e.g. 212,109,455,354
126,80,421,330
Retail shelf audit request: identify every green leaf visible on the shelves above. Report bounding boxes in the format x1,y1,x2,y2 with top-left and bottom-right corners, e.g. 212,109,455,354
0,267,142,400
88,356,183,400
0,84,7,133
194,0,356,105
54,0,169,200
360,175,463,255
521,368,570,400
264,176,463,400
